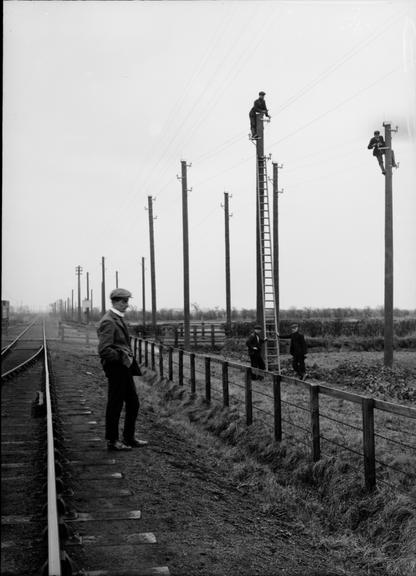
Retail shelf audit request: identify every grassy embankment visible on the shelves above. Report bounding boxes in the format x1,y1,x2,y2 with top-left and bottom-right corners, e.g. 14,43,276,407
138,351,416,576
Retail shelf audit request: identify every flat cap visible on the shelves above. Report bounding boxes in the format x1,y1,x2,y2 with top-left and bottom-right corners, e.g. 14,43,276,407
259,91,266,95
110,288,132,300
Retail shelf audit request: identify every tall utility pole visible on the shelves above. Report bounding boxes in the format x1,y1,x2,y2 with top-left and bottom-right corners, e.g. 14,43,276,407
222,192,232,334
86,271,90,324
147,196,157,336
141,257,146,326
256,112,265,326
272,162,283,326
91,289,94,314
101,257,106,315
71,290,74,320
75,265,83,323
383,122,395,367
179,160,191,349
115,270,119,289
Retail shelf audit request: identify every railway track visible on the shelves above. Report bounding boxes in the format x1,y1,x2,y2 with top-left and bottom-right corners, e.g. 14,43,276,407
1,320,55,575
1,319,43,379
2,320,170,576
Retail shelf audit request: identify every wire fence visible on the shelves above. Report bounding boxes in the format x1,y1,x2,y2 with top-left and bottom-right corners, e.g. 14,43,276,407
134,338,416,492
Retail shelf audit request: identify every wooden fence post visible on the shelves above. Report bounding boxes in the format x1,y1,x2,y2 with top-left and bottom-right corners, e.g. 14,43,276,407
273,374,282,442
179,349,184,386
151,342,155,371
309,384,321,462
174,328,178,348
205,357,211,404
145,341,149,367
211,325,215,348
201,321,205,339
245,368,253,426
190,353,196,395
193,326,197,347
222,361,229,407
159,344,164,379
362,397,376,490
168,347,173,381
138,339,143,365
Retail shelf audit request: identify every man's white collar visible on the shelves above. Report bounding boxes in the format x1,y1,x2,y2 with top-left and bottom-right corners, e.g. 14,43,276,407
110,307,124,318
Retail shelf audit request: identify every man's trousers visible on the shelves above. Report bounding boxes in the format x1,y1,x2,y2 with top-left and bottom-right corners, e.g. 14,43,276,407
103,363,140,443
292,355,306,379
249,351,265,372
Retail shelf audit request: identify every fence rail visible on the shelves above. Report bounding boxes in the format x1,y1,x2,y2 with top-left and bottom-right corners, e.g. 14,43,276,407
132,337,416,492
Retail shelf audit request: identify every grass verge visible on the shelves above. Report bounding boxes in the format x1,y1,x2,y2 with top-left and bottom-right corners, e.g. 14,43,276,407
139,369,416,576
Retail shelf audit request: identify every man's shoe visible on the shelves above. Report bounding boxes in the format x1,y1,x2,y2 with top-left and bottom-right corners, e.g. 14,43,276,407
123,437,148,448
107,441,132,451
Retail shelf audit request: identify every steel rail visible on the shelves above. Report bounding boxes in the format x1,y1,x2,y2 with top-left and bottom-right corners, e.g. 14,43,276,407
1,345,44,379
1,318,38,357
43,320,62,576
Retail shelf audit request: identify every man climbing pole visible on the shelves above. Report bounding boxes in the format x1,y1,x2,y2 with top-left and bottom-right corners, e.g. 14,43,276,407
249,91,270,138
368,130,398,175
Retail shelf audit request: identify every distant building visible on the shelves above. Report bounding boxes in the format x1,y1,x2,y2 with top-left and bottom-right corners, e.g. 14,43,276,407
2,300,10,328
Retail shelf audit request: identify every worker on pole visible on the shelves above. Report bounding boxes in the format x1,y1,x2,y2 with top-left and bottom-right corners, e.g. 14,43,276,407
249,91,270,138
368,130,398,175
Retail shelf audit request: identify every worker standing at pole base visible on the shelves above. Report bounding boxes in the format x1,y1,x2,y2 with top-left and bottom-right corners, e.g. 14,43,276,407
249,91,270,138
246,325,267,380
278,323,307,380
368,130,398,175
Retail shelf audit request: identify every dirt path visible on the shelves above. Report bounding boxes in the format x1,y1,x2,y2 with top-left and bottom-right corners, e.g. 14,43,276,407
50,342,362,576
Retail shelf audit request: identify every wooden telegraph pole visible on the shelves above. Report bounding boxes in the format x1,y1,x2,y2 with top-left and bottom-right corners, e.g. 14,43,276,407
223,192,232,334
147,196,157,336
101,257,106,315
75,265,83,323
272,162,283,326
383,122,395,367
256,112,265,327
179,160,191,349
86,271,90,324
115,270,119,289
141,257,146,327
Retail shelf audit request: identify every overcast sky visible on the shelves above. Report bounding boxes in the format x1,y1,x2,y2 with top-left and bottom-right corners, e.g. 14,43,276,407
3,0,416,312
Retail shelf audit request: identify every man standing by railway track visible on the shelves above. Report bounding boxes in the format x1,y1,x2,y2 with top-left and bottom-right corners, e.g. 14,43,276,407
97,288,148,451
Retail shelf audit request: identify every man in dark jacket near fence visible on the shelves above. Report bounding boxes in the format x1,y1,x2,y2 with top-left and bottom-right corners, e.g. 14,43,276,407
246,325,267,380
97,288,148,451
278,323,307,380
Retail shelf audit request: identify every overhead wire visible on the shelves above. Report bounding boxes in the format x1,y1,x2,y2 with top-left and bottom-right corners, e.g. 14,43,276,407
149,3,266,200
100,6,407,244
271,7,410,119
181,3,282,160
182,5,407,169
101,3,238,236
268,65,401,151
136,3,239,196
